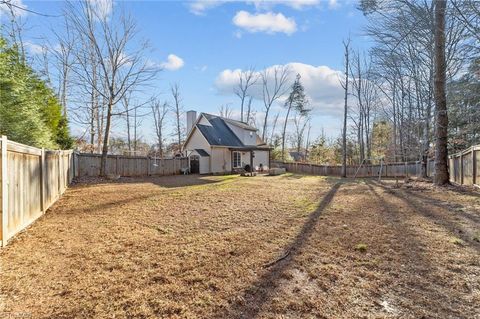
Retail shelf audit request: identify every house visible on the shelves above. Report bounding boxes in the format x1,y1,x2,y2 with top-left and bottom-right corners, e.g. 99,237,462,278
183,111,271,174
289,151,306,162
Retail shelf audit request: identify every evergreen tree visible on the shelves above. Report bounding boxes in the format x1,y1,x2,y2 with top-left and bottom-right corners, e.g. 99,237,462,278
0,36,72,149
448,58,480,152
281,74,309,160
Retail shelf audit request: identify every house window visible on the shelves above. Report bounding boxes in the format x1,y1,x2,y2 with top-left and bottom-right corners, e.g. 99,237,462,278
232,151,242,168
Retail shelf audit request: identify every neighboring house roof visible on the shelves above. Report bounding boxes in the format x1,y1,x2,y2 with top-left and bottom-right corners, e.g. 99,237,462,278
195,149,210,157
289,151,306,161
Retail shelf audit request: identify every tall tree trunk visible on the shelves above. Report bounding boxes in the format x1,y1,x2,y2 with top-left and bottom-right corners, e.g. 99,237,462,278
433,0,449,185
341,41,350,178
90,105,95,154
240,94,245,123
262,108,270,143
133,107,137,152
281,103,292,161
246,96,253,124
100,99,113,176
126,107,131,152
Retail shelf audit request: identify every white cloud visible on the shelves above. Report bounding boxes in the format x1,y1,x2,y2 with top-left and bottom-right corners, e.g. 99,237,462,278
90,0,113,19
188,0,320,15
249,0,319,10
328,0,339,9
0,0,28,17
215,63,344,117
195,65,208,72
233,10,297,35
160,54,185,71
25,42,44,55
188,0,225,15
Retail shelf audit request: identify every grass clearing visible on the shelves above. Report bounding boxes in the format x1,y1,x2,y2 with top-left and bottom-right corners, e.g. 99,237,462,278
1,175,479,318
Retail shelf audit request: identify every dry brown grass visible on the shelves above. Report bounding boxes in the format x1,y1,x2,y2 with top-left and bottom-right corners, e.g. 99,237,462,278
1,174,479,318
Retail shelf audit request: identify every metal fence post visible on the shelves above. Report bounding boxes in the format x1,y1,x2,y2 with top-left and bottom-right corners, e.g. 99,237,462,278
1,136,8,247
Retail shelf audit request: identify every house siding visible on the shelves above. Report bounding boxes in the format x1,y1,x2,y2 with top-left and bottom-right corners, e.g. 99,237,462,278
240,150,270,171
211,147,231,173
184,127,211,174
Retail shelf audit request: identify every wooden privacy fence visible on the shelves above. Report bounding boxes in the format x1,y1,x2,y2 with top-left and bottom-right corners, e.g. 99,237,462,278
0,139,188,246
274,160,434,178
75,153,188,177
0,136,74,247
449,145,479,187
275,144,480,187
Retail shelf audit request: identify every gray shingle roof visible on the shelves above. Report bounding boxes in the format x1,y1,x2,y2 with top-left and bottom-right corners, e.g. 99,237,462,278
195,149,210,157
197,114,244,147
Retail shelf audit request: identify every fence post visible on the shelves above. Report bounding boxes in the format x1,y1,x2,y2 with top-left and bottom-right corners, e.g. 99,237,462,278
1,136,8,247
460,152,464,185
40,148,45,214
472,148,477,186
147,157,151,176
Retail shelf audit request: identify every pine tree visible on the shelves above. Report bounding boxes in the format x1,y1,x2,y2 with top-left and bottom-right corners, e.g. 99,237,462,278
0,36,72,149
281,74,309,160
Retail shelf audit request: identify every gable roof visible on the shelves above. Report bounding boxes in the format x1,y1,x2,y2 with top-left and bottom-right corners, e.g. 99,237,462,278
222,117,257,131
184,112,267,149
197,114,244,147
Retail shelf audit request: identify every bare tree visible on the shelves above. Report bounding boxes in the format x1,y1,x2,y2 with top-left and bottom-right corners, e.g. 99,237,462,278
260,65,291,142
305,122,312,161
245,95,254,124
67,1,158,175
151,98,169,158
234,67,259,122
170,83,184,151
341,38,350,177
269,112,280,145
1,0,26,62
218,103,234,119
122,94,133,152
350,50,379,163
434,0,449,185
290,112,310,154
49,17,76,117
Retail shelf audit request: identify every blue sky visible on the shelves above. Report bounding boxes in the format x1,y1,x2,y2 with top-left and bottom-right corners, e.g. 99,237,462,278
12,0,370,144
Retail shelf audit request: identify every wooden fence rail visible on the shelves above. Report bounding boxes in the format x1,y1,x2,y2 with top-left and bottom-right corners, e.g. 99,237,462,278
272,160,434,178
0,138,189,247
0,136,74,247
274,144,479,187
75,153,188,177
449,145,479,186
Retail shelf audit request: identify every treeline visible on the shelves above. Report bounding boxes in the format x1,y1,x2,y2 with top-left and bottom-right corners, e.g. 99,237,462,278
289,0,478,170
350,0,479,163
0,37,73,149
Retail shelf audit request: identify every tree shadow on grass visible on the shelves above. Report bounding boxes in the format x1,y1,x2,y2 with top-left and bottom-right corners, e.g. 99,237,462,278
363,181,477,317
370,180,480,252
399,190,480,225
212,182,341,319
73,174,228,189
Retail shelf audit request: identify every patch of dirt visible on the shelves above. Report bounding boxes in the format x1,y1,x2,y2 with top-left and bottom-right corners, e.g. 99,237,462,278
1,174,479,318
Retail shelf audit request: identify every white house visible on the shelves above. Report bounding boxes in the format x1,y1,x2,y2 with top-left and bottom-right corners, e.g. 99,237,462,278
183,111,271,174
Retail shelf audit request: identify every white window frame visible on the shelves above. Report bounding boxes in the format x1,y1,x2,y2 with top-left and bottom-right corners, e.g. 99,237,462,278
232,151,242,168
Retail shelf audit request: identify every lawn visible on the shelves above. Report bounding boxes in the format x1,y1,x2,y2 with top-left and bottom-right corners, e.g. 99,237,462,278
1,174,479,318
